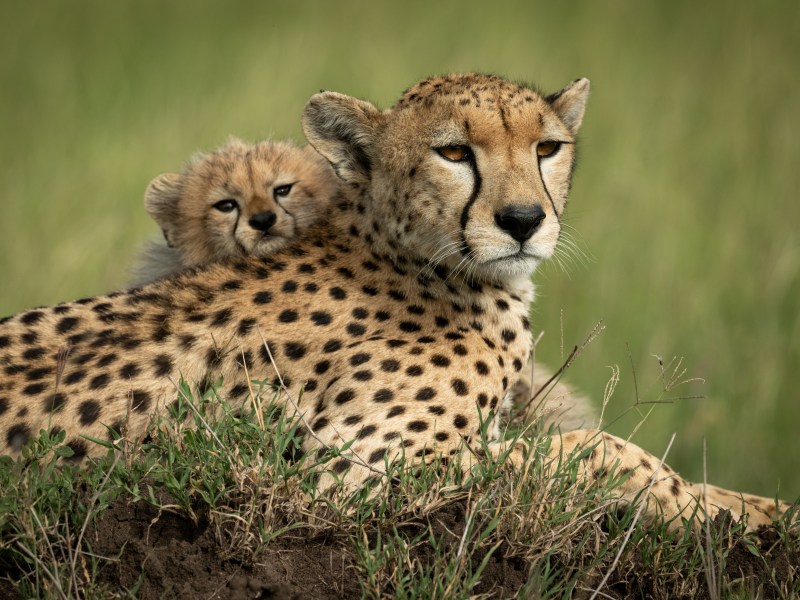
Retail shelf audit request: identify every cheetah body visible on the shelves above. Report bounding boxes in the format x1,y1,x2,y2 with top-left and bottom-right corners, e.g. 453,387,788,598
0,74,791,528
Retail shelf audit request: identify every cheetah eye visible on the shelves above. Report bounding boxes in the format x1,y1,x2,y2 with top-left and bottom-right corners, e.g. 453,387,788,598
536,141,561,159
436,145,472,162
273,184,293,199
213,199,238,213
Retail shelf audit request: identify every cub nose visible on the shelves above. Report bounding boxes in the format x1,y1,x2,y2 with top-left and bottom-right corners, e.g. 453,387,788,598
494,205,546,244
249,211,277,232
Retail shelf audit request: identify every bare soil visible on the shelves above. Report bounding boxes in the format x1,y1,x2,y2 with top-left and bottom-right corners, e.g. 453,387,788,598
1,497,797,599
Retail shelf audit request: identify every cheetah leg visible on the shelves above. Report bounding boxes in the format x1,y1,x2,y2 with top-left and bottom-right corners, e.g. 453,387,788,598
483,429,794,531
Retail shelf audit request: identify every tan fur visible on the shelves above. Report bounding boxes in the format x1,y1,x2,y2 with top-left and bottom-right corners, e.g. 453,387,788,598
130,138,338,286
0,74,791,531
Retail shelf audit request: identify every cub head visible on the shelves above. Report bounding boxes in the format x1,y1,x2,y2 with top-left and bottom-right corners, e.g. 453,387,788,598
302,74,589,282
144,138,337,268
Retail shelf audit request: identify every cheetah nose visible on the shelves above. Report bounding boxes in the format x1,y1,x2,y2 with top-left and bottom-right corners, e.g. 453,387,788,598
494,205,546,244
249,210,277,232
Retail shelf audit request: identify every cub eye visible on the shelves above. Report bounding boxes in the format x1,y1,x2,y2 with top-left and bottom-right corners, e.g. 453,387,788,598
436,145,472,162
273,184,293,199
536,141,561,159
213,199,238,213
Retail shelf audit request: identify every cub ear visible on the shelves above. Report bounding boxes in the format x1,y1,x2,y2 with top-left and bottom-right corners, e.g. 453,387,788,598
302,92,384,184
144,173,183,247
546,78,590,135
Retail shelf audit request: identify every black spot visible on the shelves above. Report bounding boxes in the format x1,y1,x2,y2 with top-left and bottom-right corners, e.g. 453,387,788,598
445,332,464,340
22,347,44,360
282,280,298,293
7,424,31,450
311,311,334,327
230,383,249,398
482,337,496,350
335,390,356,404
362,285,379,296
21,332,38,345
407,305,425,315
89,373,110,390
78,400,101,426
388,290,406,301
221,279,242,291
357,425,377,439
20,310,44,325
387,339,407,348
278,309,298,323
304,379,318,392
314,360,330,374
0,397,7,415
120,362,140,378
399,321,421,333
298,263,316,274
350,352,371,366
346,323,366,337
344,415,362,426
477,393,488,408
453,415,468,429
329,287,347,300
368,448,387,464
53,305,70,314
362,260,379,271
521,316,530,330
501,329,517,343
284,342,307,360
253,291,273,305
304,282,319,293
373,389,394,403
453,344,468,356
64,370,86,385
513,358,523,372
430,354,450,368
312,417,329,430
428,405,446,416
22,383,45,396
417,336,436,344
323,339,342,353
435,432,450,442
131,390,151,412
97,353,118,367
26,367,51,381
415,387,436,401
387,406,406,418
380,359,400,372
331,459,350,474
406,365,423,377
56,316,79,334
152,354,173,377
211,308,233,327
475,361,489,375
407,420,428,432
434,316,449,328
352,307,369,319
496,299,510,311
73,352,96,366
353,370,373,381
43,392,67,412
451,379,469,396
502,377,508,390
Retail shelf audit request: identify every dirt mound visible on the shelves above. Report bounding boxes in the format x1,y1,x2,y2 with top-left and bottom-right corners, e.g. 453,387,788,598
88,498,358,600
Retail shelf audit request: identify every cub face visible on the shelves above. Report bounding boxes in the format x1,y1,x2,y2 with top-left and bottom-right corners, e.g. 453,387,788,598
303,74,589,283
144,138,337,270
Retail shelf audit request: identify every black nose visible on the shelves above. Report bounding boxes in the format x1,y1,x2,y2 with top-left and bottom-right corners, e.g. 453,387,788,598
249,211,277,232
494,205,546,244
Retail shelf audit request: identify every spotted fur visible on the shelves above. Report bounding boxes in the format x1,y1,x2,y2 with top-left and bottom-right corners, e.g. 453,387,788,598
0,74,791,530
130,138,337,285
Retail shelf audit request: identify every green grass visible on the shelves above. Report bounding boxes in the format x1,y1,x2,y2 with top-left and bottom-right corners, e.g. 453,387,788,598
0,0,798,502
2,383,796,598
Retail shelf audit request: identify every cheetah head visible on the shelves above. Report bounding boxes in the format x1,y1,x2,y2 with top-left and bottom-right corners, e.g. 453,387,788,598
144,138,337,268
303,74,589,283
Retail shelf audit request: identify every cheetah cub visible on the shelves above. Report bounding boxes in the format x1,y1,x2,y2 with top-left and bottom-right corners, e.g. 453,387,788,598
130,138,338,286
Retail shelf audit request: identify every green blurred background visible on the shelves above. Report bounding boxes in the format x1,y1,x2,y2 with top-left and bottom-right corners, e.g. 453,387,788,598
1,1,798,498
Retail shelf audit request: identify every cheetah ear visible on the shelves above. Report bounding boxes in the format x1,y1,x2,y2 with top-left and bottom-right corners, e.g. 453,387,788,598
546,78,590,135
302,92,384,184
144,173,183,247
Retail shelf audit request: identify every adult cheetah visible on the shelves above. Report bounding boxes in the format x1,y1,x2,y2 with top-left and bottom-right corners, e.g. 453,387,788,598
0,74,790,529
131,138,337,286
